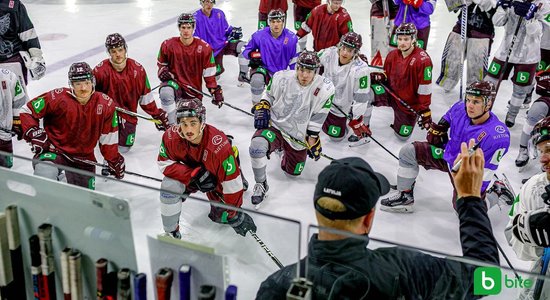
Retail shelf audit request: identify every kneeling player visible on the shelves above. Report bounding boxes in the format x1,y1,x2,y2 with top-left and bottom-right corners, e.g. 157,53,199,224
157,99,255,239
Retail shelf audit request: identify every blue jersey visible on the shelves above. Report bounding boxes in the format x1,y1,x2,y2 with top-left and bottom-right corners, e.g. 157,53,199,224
442,101,510,192
242,27,298,75
193,8,231,56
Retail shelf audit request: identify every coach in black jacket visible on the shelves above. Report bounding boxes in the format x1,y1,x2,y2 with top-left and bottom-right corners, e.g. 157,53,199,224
256,139,499,299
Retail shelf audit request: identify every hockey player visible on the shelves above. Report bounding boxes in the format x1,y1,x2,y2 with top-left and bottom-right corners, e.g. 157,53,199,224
242,9,299,104
258,0,288,29
157,13,223,125
94,33,169,154
19,62,125,189
371,23,433,140
318,32,373,143
296,0,353,52
436,0,497,92
380,81,511,213
0,0,46,87
193,0,249,83
0,68,28,168
392,0,436,49
516,69,550,168
484,0,550,128
370,0,399,65
505,116,550,299
157,99,256,239
521,24,550,107
293,0,321,51
248,51,335,206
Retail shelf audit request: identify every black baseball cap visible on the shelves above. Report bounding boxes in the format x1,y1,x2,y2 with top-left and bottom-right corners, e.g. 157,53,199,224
314,157,390,220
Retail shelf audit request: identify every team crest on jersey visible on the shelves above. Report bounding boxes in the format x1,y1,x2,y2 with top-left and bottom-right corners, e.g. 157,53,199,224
1,69,8,75
102,93,109,100
0,14,10,35
314,87,320,96
54,88,63,94
212,135,223,145
97,104,103,115
284,37,289,45
217,12,221,19
495,125,506,134
410,58,416,66
198,45,203,53
203,149,208,161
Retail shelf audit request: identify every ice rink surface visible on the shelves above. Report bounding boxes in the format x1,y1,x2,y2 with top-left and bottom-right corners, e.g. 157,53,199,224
8,0,543,298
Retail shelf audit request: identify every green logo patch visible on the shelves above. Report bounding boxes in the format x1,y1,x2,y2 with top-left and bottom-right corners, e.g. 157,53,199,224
347,21,353,32
323,95,334,109
423,66,432,81
159,142,168,158
210,53,215,64
294,21,302,31
490,148,506,165
430,145,444,159
327,125,342,137
125,133,135,146
537,60,548,72
145,75,151,89
167,80,180,90
417,39,425,49
261,129,276,143
359,76,369,89
32,97,45,114
39,152,57,161
399,125,413,137
258,20,267,29
222,155,236,176
390,34,397,47
516,71,530,84
488,61,501,75
266,78,273,91
88,177,96,190
294,162,305,175
112,111,119,128
371,84,386,95
546,13,550,22
474,267,502,295
14,81,22,96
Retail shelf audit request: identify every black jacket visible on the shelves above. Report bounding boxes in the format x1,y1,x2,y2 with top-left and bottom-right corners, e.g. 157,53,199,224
256,196,499,299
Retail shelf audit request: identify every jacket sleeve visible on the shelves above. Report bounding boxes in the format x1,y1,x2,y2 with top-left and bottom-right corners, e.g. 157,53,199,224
414,54,433,112
351,65,372,119
138,71,162,117
307,80,335,135
479,134,510,192
157,40,170,74
297,9,314,37
11,73,28,113
17,2,41,51
203,46,218,89
98,97,121,163
492,6,509,27
418,0,436,15
157,131,195,185
242,34,258,59
211,138,244,218
20,91,53,132
338,13,353,35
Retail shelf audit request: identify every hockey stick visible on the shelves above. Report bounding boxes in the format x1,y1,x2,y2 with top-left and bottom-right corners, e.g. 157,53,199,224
185,85,254,117
0,213,14,300
0,127,15,136
459,6,467,100
29,235,43,300
179,265,191,300
117,268,131,300
382,0,392,42
533,248,550,300
38,224,56,300
494,16,524,96
95,258,108,300
134,273,146,300
115,107,162,124
5,205,25,299
155,267,173,300
378,83,420,115
277,128,336,161
331,103,400,160
250,232,284,269
68,250,82,300
60,248,71,300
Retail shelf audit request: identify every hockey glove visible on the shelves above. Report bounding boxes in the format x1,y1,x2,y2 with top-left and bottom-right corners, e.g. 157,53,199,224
348,116,372,138
108,155,125,179
209,85,224,108
370,72,387,84
252,100,271,129
20,48,46,80
228,26,243,42
496,0,513,9
190,166,217,193
426,122,449,147
153,110,170,131
158,66,174,82
249,51,263,69
24,127,51,154
513,1,538,20
404,0,423,9
512,207,550,247
12,116,23,140
228,211,257,237
307,136,322,161
417,110,432,130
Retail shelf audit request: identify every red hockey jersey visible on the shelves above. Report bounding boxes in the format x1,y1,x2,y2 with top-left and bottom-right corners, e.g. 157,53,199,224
259,0,288,14
293,0,321,9
94,58,161,124
384,46,433,113
157,124,243,218
296,4,353,51
20,88,121,163
157,37,217,94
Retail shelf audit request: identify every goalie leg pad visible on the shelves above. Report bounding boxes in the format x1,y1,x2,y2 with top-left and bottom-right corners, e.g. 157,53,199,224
436,31,461,91
466,37,490,85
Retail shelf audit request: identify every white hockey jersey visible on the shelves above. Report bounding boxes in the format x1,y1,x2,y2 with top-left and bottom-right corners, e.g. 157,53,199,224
504,172,550,299
492,1,550,64
262,70,335,150
0,68,28,141
318,47,372,120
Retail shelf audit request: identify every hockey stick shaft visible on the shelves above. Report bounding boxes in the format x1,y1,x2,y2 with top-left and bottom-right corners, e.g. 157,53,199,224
495,241,521,280
95,258,108,300
277,128,336,161
185,85,254,117
38,224,56,300
60,248,71,300
378,83,419,115
250,232,284,269
115,107,161,124
5,205,25,299
0,127,15,136
69,250,82,300
494,15,525,96
29,235,43,300
117,268,131,300
64,154,163,182
225,285,237,300
459,6,467,100
134,273,147,300
179,265,191,300
0,213,14,300
155,267,173,300
533,248,550,300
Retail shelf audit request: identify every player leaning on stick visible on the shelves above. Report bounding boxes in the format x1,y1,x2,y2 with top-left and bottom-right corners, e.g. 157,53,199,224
380,81,512,213
248,51,335,207
157,99,255,239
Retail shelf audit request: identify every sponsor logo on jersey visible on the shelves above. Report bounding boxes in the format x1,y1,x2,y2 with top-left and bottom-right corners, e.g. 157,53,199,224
284,37,289,45
32,97,45,114
54,88,63,94
112,111,119,127
102,94,109,100
0,14,9,35
261,129,276,143
214,139,229,154
159,142,168,158
323,187,342,197
323,95,334,109
198,45,203,53
14,81,21,96
294,162,305,174
97,104,103,115
430,145,444,159
490,148,506,165
0,69,8,75
314,87,320,96
212,135,223,145
546,14,550,22
424,66,432,81
495,125,506,134
222,155,236,176
359,76,369,89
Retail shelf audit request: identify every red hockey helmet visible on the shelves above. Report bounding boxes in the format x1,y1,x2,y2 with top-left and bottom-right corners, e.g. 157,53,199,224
68,62,94,83
105,33,127,51
176,98,206,123
297,50,321,71
536,69,550,97
465,80,496,106
268,9,286,23
532,116,550,146
339,32,363,51
396,23,417,40
177,13,195,27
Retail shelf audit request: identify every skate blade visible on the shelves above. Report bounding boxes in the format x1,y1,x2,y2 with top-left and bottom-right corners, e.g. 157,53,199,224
349,138,371,147
252,193,268,209
379,205,414,213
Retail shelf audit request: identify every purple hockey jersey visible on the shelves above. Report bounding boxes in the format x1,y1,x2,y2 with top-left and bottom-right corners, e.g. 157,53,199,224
442,100,510,192
242,27,298,75
193,8,232,57
393,0,436,30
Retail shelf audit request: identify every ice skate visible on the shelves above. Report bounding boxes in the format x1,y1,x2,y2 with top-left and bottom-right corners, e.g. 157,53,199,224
163,225,182,239
380,190,415,213
487,180,515,206
348,134,370,147
515,146,529,169
237,71,249,87
251,181,269,209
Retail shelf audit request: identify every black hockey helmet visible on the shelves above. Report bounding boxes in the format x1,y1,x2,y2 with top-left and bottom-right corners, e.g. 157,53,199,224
199,0,216,4
532,116,550,146
297,50,321,71
105,33,127,51
465,80,496,106
268,9,286,23
396,22,417,40
536,69,550,97
339,32,363,51
176,98,206,123
178,13,195,27
68,62,94,82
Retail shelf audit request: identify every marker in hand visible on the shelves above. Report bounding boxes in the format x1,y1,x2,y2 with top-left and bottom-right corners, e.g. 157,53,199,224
451,141,481,173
